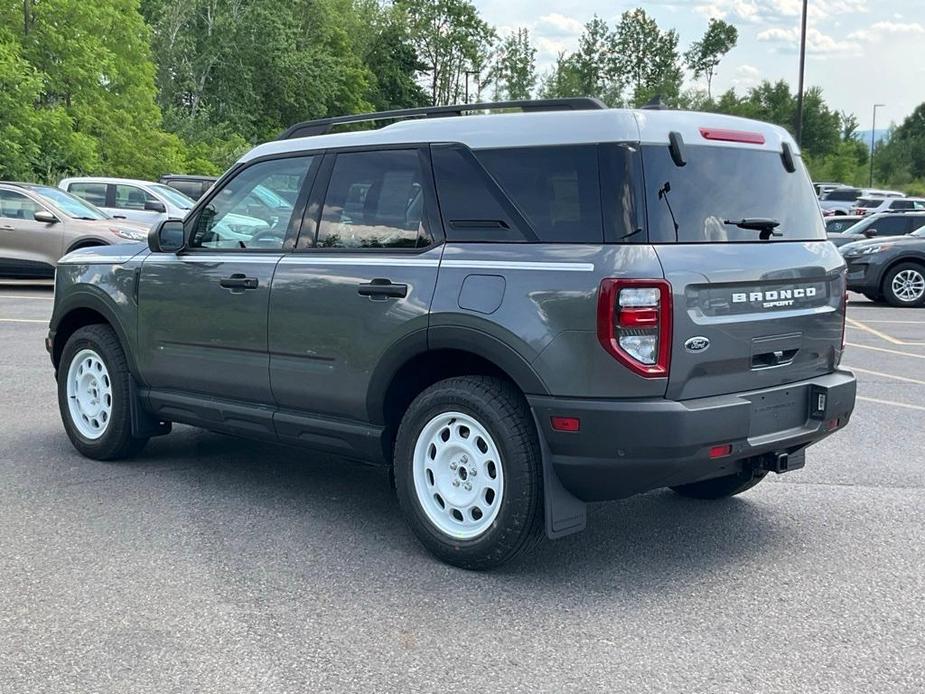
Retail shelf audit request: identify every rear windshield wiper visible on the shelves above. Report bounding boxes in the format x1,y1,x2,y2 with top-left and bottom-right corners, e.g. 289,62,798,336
724,218,782,240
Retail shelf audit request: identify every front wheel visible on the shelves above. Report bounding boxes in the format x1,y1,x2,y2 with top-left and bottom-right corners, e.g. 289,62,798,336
394,376,544,570
671,470,766,500
883,263,925,307
57,324,148,460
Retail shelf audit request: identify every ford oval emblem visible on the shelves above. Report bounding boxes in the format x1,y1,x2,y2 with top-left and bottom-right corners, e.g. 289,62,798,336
685,336,711,353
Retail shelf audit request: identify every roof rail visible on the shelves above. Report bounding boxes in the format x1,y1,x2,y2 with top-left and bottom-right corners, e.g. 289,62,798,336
277,97,608,140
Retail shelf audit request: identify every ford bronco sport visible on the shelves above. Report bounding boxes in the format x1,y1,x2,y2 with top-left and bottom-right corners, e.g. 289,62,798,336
47,99,857,569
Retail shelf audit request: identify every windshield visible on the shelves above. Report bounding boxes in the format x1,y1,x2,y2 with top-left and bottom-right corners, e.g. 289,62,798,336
150,184,195,209
642,144,826,243
27,185,108,220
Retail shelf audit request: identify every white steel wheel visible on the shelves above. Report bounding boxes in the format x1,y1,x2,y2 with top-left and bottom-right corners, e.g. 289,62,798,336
891,268,925,303
412,411,504,540
65,348,113,440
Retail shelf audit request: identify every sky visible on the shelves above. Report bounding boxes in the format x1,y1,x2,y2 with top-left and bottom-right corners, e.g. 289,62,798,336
473,0,922,130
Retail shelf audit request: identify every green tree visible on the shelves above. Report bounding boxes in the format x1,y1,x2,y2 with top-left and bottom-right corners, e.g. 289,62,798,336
1,0,185,180
490,28,536,100
684,18,737,101
613,9,683,106
538,52,585,99
398,0,496,105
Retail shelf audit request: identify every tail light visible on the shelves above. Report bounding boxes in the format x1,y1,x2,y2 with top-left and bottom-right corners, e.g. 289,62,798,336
597,279,672,377
839,288,848,354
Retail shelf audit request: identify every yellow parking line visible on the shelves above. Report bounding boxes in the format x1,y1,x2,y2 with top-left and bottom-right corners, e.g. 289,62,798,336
857,396,925,413
861,320,925,325
845,317,904,344
0,318,46,324
846,342,925,360
845,365,925,386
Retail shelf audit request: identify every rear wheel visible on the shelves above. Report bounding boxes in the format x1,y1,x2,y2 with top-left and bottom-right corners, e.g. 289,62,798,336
671,470,766,500
394,376,543,570
58,324,148,460
882,263,925,307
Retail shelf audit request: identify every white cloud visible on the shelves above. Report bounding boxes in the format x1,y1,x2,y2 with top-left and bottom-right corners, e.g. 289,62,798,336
731,63,761,88
535,13,585,39
757,26,862,57
847,21,925,42
697,0,866,24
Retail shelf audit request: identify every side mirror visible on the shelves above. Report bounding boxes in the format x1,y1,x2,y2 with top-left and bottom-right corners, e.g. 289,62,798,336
862,228,877,238
144,200,167,214
148,219,185,253
34,210,58,224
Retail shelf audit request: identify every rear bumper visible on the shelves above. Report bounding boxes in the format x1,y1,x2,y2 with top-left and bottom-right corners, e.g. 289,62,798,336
529,370,856,502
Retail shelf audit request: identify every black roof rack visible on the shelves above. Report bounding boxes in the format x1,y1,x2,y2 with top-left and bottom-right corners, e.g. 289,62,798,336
277,97,608,140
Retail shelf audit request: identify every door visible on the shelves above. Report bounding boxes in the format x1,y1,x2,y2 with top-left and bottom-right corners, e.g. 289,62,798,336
0,189,61,278
269,148,442,430
111,184,162,224
866,215,911,238
137,155,318,406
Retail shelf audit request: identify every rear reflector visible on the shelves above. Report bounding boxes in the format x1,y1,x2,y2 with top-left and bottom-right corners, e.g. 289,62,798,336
699,127,766,145
550,416,580,432
709,444,733,459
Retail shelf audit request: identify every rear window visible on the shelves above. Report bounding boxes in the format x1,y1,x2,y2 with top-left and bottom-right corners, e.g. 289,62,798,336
642,144,826,243
857,198,883,208
824,189,861,201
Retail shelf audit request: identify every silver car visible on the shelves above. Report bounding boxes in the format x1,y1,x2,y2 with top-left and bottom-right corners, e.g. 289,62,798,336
58,177,196,225
0,182,148,279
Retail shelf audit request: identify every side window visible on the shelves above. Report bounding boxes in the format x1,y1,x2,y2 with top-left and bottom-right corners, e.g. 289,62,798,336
0,190,41,220
892,200,913,210
114,185,154,210
316,150,432,249
431,145,527,242
911,217,925,232
189,156,314,250
69,182,107,207
872,216,909,236
476,145,605,243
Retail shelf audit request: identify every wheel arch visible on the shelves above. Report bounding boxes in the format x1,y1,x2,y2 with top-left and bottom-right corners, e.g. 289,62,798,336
367,327,549,451
879,255,925,294
51,291,139,380
65,238,109,255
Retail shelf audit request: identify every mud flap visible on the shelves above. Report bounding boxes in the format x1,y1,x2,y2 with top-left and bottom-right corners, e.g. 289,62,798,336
531,411,586,539
130,379,171,438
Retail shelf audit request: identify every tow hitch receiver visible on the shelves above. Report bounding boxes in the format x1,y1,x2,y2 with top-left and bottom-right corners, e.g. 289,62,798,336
761,449,806,474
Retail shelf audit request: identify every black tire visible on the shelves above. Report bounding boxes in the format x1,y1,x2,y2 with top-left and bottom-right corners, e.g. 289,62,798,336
882,262,925,308
671,470,766,500
57,324,148,460
394,376,544,570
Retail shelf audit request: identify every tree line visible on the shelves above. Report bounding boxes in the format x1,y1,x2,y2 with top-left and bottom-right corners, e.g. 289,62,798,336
1,0,923,194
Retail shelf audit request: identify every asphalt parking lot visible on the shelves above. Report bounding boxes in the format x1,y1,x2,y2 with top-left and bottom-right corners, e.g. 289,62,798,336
0,284,922,693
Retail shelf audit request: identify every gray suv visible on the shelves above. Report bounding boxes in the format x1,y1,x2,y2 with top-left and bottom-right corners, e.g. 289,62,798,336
46,99,857,569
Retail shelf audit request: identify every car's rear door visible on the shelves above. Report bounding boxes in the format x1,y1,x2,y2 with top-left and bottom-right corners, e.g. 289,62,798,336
268,147,442,452
137,155,318,421
638,135,846,403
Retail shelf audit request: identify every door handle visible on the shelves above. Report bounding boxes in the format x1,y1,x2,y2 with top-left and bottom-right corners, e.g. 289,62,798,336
358,278,408,299
220,273,259,290
0,225,14,231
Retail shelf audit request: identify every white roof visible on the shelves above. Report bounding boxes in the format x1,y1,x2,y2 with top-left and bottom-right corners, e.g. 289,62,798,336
241,108,799,164
59,176,158,187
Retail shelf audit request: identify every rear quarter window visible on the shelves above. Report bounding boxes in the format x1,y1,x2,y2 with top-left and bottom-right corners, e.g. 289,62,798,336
642,144,826,243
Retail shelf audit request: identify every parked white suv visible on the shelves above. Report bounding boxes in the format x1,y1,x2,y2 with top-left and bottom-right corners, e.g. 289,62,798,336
852,196,925,217
820,187,905,216
59,177,196,226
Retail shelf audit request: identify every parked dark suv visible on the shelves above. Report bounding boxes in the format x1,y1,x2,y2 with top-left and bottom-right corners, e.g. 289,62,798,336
47,100,856,568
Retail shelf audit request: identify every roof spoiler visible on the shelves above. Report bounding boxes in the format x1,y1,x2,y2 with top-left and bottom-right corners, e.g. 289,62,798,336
276,98,608,140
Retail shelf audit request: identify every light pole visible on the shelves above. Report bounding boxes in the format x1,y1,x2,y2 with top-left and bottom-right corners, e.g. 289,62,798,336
870,103,885,187
795,0,808,146
464,70,479,103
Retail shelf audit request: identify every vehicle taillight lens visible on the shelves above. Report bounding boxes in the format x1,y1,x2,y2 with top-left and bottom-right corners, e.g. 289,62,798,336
840,288,848,353
597,279,672,377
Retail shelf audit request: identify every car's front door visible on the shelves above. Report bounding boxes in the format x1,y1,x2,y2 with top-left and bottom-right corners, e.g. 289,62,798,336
137,155,318,409
268,148,443,442
0,189,61,278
